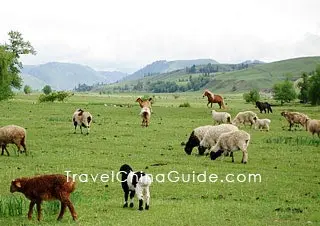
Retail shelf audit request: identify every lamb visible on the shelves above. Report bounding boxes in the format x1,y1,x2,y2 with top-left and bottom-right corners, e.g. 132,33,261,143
136,97,153,112
199,124,239,155
0,125,27,156
306,118,320,137
10,174,77,221
281,111,309,131
184,125,214,155
209,130,251,164
254,118,271,131
211,110,232,125
72,108,92,134
140,107,151,127
232,111,257,128
120,164,152,211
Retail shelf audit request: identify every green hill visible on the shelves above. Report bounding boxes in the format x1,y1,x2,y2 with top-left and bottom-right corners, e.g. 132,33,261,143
99,56,320,93
208,56,320,92
124,59,218,81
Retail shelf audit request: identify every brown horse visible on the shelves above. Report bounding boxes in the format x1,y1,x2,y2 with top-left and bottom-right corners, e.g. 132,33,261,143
202,89,225,109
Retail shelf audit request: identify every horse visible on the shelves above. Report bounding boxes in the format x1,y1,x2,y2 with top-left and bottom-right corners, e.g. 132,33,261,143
202,89,225,109
255,101,272,113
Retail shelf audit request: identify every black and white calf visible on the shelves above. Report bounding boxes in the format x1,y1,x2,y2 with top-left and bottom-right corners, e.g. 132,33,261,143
119,164,152,211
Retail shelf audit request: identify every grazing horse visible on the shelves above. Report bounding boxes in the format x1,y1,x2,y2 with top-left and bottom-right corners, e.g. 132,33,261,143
255,101,272,113
202,89,225,109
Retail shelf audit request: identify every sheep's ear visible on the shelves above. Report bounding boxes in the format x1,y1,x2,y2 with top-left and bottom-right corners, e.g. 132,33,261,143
14,181,21,188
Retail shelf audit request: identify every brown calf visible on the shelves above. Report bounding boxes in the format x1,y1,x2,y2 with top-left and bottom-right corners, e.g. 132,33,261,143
10,174,77,221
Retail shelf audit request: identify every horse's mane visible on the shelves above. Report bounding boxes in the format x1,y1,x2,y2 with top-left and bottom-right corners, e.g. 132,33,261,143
204,89,214,97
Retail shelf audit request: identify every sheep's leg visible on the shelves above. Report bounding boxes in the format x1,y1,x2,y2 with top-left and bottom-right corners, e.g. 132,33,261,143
57,202,66,220
28,200,35,220
2,145,10,156
65,198,77,221
145,187,150,210
80,126,83,134
129,190,135,208
136,186,144,211
123,190,129,208
230,152,234,162
241,150,248,164
74,122,77,134
36,200,42,221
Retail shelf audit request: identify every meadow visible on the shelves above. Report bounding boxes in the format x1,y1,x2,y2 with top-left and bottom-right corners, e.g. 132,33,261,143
0,92,319,226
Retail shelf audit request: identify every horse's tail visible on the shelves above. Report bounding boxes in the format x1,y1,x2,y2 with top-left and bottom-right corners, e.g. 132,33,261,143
220,97,226,109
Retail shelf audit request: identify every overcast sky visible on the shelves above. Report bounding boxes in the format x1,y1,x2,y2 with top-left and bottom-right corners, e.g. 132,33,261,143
1,0,319,73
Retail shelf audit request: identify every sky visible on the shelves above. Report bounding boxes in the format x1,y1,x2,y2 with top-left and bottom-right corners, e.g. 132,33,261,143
0,0,320,73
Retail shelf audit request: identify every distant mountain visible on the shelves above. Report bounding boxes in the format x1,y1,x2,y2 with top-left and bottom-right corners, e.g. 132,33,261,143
97,71,128,84
20,62,127,90
241,60,265,65
124,59,218,81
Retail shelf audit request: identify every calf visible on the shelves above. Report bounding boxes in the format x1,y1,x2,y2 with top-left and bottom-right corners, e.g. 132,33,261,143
10,174,77,221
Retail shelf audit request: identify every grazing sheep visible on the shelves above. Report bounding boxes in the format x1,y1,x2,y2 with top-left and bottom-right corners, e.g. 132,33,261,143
184,125,214,155
281,111,309,131
0,125,27,156
10,174,77,221
136,97,153,112
255,101,273,113
254,118,271,131
199,124,239,155
72,109,92,134
209,130,251,164
211,110,232,125
120,164,152,211
232,111,257,128
140,107,151,127
306,118,320,137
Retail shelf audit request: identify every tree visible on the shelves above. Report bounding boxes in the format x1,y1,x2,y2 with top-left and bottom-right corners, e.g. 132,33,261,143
273,79,296,105
0,47,15,100
42,85,52,95
23,85,32,94
243,89,260,103
308,65,320,105
297,72,309,103
189,65,196,73
0,31,36,101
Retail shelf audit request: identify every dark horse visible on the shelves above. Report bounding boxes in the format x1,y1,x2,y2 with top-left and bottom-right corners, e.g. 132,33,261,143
202,89,225,109
255,101,272,113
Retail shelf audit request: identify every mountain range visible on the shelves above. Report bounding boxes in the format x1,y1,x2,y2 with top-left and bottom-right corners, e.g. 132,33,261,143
20,59,220,90
21,62,128,90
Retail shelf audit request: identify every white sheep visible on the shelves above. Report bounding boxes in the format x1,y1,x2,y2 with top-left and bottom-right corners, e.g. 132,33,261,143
120,164,152,211
199,124,239,155
254,118,271,131
72,109,93,134
184,125,214,155
211,110,232,125
140,107,151,127
232,111,257,128
209,130,251,164
0,125,27,156
306,119,320,137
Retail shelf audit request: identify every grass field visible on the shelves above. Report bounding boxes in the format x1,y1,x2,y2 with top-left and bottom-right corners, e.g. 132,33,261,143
0,92,319,226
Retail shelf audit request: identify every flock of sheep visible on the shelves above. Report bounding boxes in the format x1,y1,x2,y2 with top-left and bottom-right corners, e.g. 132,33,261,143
184,104,320,164
1,94,320,222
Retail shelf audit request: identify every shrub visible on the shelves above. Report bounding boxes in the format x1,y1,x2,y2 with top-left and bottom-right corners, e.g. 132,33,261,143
243,89,260,103
179,102,191,107
42,85,52,95
39,91,72,103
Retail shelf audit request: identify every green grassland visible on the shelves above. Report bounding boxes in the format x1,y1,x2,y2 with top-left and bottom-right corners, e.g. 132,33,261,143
0,92,319,226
